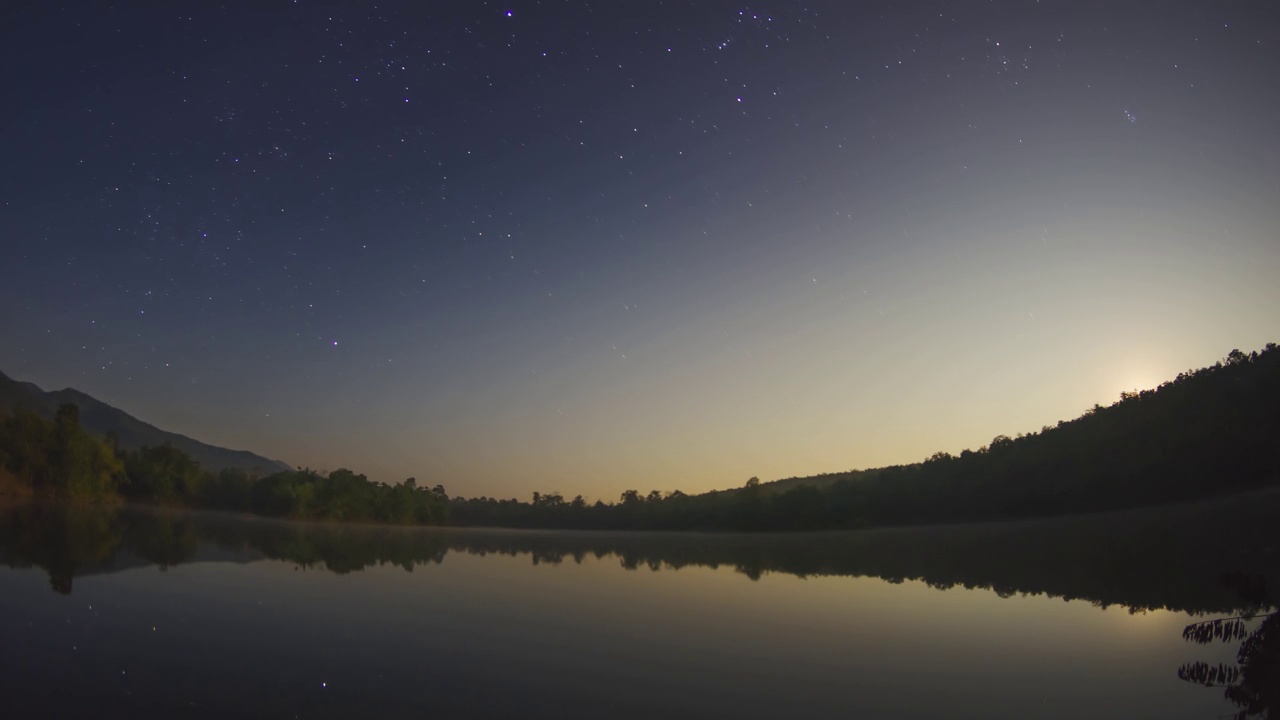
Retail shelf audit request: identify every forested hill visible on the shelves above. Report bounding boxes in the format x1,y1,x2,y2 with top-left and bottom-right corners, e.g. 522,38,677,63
1,344,1277,532
728,343,1280,526
0,371,290,475
755,346,1280,501
449,343,1280,530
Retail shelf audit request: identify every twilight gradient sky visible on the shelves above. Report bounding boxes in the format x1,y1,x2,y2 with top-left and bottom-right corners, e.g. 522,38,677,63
2,1,1278,500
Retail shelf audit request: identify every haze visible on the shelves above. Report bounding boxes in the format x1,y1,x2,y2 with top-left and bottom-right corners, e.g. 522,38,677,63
2,2,1277,499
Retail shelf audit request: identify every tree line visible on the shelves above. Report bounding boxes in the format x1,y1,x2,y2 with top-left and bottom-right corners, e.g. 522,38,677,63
5,489,1277,618
1,343,1277,532
0,404,450,525
449,343,1280,530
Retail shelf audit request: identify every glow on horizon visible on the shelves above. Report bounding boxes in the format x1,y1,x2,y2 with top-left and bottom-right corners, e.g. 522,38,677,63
2,3,1278,501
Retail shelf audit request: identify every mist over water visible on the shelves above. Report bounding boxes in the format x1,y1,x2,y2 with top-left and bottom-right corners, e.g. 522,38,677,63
2,492,1275,719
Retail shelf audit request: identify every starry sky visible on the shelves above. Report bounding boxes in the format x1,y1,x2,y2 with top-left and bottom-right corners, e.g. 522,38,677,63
2,1,1278,500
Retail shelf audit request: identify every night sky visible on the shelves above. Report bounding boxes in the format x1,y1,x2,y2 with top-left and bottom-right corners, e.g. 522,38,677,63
3,1,1278,500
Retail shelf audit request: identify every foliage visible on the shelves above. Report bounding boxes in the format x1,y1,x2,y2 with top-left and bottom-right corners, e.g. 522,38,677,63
0,343,1276,533
450,343,1280,530
120,442,203,501
1179,573,1280,719
4,489,1278,619
0,404,122,497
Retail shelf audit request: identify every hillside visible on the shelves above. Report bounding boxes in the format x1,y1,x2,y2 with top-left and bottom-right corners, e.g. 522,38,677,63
0,371,291,475
450,343,1280,530
739,344,1280,501
2,343,1276,533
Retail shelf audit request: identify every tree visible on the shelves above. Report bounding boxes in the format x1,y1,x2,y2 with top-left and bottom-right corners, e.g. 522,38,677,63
122,443,201,501
48,404,121,497
1179,574,1279,718
0,407,54,488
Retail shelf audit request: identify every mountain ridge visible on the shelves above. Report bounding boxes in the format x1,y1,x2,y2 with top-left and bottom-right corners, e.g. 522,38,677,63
0,370,291,475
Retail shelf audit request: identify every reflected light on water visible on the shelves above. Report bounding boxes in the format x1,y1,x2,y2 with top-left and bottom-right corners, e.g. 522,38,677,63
0,497,1275,719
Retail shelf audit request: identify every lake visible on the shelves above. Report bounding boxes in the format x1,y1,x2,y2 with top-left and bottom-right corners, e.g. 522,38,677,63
1,492,1276,719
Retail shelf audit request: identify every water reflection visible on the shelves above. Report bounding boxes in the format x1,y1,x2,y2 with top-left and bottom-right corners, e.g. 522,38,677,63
3,491,1277,614
1178,573,1278,719
1,493,1277,719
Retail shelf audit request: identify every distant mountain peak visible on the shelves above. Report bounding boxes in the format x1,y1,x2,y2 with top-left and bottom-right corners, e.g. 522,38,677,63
0,371,292,475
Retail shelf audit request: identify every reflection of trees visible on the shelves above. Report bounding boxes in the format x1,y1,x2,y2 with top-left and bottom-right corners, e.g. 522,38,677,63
194,518,450,574
2,493,1277,623
124,512,200,569
439,490,1280,615
0,503,122,594
7,497,1277,720
1179,573,1279,719
0,504,206,592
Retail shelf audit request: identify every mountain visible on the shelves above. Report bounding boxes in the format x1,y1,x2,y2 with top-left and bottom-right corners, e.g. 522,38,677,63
0,370,292,475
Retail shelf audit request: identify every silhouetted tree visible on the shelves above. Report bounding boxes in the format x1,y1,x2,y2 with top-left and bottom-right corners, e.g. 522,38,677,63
1180,574,1279,718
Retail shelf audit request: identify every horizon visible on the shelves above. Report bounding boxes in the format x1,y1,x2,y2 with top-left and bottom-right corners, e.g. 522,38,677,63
4,2,1278,499
3,340,1273,501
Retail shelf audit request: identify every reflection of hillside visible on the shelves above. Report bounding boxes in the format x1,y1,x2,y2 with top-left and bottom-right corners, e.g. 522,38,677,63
0,503,123,594
0,504,240,593
441,490,1280,614
2,490,1278,613
1178,572,1279,719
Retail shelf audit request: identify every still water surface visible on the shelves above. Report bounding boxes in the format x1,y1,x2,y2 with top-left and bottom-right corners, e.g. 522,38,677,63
1,494,1275,719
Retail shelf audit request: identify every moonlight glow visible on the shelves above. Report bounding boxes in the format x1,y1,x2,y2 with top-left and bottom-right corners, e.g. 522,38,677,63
2,2,1278,500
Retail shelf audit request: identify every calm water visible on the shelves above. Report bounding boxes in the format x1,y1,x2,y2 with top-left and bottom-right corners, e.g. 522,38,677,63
1,493,1276,719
